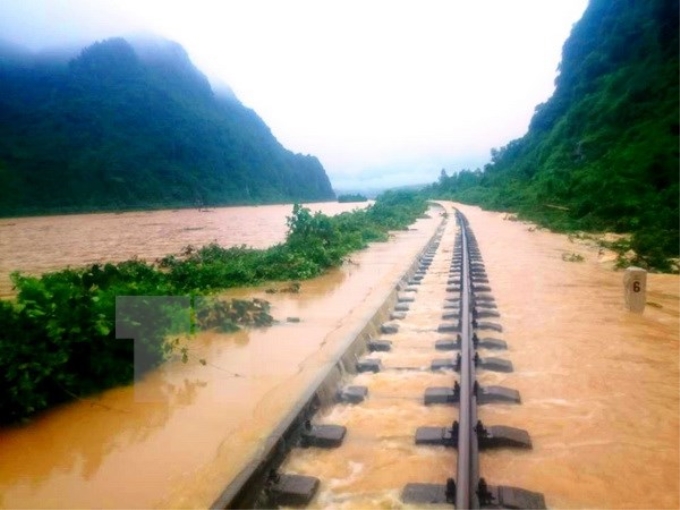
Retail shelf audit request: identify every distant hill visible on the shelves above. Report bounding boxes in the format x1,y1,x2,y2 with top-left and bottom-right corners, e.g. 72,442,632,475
336,182,429,200
427,0,679,266
0,37,335,216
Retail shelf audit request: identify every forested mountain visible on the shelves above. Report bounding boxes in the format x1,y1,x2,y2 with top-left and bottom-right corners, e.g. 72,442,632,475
427,0,679,266
0,37,335,215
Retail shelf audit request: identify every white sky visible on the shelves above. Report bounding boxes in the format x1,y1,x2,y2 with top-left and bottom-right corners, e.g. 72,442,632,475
0,0,588,190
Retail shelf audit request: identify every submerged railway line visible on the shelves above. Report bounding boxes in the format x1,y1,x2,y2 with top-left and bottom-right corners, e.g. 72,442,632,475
217,210,547,509
2,202,677,509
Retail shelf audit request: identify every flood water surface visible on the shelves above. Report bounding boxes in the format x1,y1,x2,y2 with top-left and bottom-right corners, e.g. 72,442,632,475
0,203,444,509
0,202,367,298
455,204,679,509
0,201,677,509
263,203,679,509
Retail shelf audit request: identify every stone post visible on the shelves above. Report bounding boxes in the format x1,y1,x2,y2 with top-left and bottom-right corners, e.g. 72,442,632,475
623,266,647,313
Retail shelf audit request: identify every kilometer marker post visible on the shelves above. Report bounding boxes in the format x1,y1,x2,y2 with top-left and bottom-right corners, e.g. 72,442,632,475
623,266,647,313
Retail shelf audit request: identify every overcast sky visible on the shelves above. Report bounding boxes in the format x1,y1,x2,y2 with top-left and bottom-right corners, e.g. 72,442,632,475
0,0,588,191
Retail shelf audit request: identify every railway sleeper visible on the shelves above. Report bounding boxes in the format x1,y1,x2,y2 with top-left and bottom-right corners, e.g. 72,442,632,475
473,284,493,292
433,335,508,352
435,335,509,353
336,385,368,404
474,308,501,319
380,322,400,334
401,478,546,509
475,301,499,310
423,381,521,405
477,421,533,449
476,353,514,372
437,321,460,333
441,311,460,321
435,335,461,350
431,354,514,373
356,358,382,373
431,357,459,371
299,421,347,448
473,298,497,308
414,421,532,450
401,479,456,506
478,479,547,509
475,320,504,332
474,334,508,350
473,292,495,300
367,339,392,352
264,471,320,508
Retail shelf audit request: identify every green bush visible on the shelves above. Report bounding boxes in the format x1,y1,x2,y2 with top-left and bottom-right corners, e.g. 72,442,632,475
0,191,429,423
337,193,368,203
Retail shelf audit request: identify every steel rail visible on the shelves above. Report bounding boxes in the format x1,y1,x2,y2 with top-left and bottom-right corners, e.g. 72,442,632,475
455,215,479,509
405,211,544,509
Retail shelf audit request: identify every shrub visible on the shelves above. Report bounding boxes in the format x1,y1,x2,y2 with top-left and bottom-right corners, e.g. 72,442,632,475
0,190,429,423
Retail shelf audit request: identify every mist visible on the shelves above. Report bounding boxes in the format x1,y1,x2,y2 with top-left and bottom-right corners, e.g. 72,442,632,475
0,0,589,191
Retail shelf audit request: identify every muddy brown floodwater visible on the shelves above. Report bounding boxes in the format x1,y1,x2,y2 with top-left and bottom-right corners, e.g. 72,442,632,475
0,202,368,299
0,201,677,509
450,203,679,510
276,203,679,510
0,202,445,509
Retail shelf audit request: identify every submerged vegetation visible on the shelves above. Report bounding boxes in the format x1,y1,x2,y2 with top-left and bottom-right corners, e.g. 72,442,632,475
0,191,427,424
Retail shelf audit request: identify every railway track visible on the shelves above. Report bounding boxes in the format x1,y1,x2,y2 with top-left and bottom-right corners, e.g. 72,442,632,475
402,211,546,509
216,209,547,509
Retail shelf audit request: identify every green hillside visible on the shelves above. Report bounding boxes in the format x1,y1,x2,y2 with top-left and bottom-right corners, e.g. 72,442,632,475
427,0,679,268
0,37,335,215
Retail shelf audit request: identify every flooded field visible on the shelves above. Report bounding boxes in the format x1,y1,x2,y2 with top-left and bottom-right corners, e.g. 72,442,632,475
0,202,444,509
0,201,677,509
0,202,367,299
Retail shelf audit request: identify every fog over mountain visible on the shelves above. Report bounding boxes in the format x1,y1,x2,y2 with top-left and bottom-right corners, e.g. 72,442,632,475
0,36,335,215
0,0,589,190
